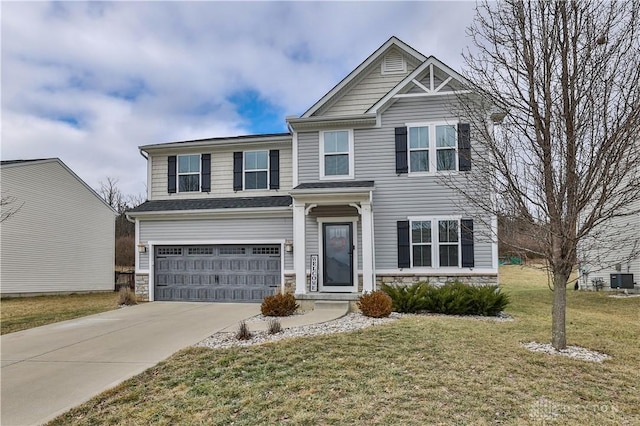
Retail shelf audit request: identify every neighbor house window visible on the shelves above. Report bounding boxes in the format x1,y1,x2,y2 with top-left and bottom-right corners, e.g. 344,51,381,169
321,130,353,179
409,218,461,268
178,154,200,192
244,150,268,190
407,123,458,173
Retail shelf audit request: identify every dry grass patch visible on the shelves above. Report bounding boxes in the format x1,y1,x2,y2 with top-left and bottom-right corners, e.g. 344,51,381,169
1,292,119,335
49,266,639,425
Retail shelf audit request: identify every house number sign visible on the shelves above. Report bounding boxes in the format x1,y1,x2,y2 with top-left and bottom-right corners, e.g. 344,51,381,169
310,254,318,292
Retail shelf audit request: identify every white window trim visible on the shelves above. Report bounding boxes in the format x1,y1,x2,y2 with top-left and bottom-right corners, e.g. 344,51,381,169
243,150,269,191
406,121,459,176
177,154,201,193
319,129,355,180
408,216,462,269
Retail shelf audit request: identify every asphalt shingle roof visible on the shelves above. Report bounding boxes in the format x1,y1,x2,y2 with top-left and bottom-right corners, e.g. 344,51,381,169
129,196,292,213
292,180,375,190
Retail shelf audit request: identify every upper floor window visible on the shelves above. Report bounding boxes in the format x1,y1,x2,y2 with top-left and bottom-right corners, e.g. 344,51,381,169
407,123,458,173
178,154,200,192
320,130,354,179
244,150,268,190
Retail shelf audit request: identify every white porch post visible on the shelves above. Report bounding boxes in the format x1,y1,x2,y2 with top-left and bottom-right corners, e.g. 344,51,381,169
361,201,374,293
293,202,307,294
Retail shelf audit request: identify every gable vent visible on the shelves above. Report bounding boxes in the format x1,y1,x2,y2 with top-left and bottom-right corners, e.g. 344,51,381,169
382,51,406,75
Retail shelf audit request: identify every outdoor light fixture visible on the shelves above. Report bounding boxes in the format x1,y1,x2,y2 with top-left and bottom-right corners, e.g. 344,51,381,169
284,240,293,253
137,243,147,253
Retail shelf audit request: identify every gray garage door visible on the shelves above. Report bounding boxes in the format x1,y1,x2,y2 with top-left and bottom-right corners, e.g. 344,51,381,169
154,245,281,302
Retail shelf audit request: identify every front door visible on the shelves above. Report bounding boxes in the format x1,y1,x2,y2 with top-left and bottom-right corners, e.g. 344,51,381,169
322,223,354,289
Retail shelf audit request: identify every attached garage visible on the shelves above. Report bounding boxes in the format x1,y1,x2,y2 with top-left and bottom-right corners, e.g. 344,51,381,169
154,244,281,302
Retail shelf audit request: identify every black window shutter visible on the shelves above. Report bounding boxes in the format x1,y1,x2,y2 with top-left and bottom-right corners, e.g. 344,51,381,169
233,152,243,191
269,150,280,190
458,123,471,171
395,127,408,174
201,154,211,192
167,155,177,193
397,220,410,268
461,219,475,267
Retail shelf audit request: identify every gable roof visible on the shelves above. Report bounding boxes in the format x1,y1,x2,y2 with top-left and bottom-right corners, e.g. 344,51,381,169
301,36,427,118
0,158,117,214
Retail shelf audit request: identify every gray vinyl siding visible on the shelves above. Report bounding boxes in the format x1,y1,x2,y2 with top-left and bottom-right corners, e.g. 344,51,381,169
0,161,115,294
296,96,495,270
149,140,292,200
317,49,420,117
138,216,293,271
580,199,640,286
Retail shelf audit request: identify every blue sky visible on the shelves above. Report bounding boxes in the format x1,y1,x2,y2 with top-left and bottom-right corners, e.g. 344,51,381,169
1,1,477,197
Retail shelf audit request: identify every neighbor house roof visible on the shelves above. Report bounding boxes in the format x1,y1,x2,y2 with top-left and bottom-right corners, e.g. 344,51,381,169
139,132,291,151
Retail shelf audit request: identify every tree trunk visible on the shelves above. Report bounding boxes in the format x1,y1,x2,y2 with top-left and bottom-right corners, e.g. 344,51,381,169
551,272,568,350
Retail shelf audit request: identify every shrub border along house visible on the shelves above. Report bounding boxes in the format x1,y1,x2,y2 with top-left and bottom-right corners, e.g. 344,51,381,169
380,281,509,316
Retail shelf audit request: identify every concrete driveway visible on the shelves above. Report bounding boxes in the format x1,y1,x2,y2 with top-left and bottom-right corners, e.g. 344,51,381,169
1,302,259,426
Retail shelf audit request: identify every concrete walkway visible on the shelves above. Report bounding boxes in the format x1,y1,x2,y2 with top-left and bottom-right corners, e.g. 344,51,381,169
0,302,260,426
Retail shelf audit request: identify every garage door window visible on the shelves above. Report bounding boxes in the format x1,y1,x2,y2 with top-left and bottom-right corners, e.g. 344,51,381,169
188,247,214,255
252,247,280,255
219,247,246,255
157,247,182,256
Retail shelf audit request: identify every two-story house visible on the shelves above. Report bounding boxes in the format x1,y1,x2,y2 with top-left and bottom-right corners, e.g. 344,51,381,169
127,37,498,303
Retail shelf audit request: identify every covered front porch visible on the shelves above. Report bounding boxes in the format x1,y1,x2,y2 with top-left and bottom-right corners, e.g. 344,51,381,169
290,181,376,299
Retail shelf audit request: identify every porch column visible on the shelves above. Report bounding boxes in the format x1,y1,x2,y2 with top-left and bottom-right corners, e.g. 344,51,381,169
293,202,307,294
361,201,374,293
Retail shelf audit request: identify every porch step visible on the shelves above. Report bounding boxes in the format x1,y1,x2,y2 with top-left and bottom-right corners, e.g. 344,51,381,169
313,300,350,311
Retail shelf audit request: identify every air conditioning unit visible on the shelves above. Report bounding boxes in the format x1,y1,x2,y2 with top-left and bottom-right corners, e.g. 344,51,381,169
610,273,634,289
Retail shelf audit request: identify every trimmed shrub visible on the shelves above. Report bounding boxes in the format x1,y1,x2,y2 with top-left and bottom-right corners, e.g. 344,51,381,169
381,281,509,316
236,321,252,340
267,318,282,335
380,281,431,313
261,293,299,317
357,290,393,318
117,287,138,306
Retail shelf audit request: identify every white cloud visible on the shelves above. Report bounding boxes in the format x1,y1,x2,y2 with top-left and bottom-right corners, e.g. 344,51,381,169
1,1,476,198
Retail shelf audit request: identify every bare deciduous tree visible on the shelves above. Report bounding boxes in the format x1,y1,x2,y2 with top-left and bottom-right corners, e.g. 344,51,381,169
0,194,24,223
458,0,640,349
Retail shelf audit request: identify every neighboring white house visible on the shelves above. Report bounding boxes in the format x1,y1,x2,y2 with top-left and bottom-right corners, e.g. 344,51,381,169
0,158,116,296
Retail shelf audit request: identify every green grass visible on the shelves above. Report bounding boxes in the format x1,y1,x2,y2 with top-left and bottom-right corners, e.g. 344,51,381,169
48,266,640,425
1,292,119,335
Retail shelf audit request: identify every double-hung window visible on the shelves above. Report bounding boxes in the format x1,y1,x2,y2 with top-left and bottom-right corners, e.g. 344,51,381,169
177,154,200,192
407,123,457,173
321,130,353,179
244,150,268,190
409,218,461,268
438,220,459,267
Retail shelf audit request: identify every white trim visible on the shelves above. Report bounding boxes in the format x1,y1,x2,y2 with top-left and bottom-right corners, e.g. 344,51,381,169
176,153,201,194
128,207,292,219
293,204,307,294
405,120,459,175
381,50,407,75
393,90,472,99
360,200,374,293
146,156,152,200
408,216,463,269
317,217,359,293
243,150,269,191
134,218,142,274
491,215,499,270
147,239,286,302
292,130,299,187
319,129,355,180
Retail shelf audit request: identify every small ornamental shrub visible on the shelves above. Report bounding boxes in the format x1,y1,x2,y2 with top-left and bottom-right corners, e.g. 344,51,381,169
357,290,393,318
117,287,138,306
267,318,282,335
261,293,299,317
381,281,430,313
468,285,510,316
236,321,252,340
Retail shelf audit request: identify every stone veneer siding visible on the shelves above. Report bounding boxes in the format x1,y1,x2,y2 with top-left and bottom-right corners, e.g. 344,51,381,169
376,274,498,287
135,273,149,301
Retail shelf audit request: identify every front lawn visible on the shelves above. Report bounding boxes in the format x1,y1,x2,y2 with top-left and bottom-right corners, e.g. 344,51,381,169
1,292,119,335
49,266,640,425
